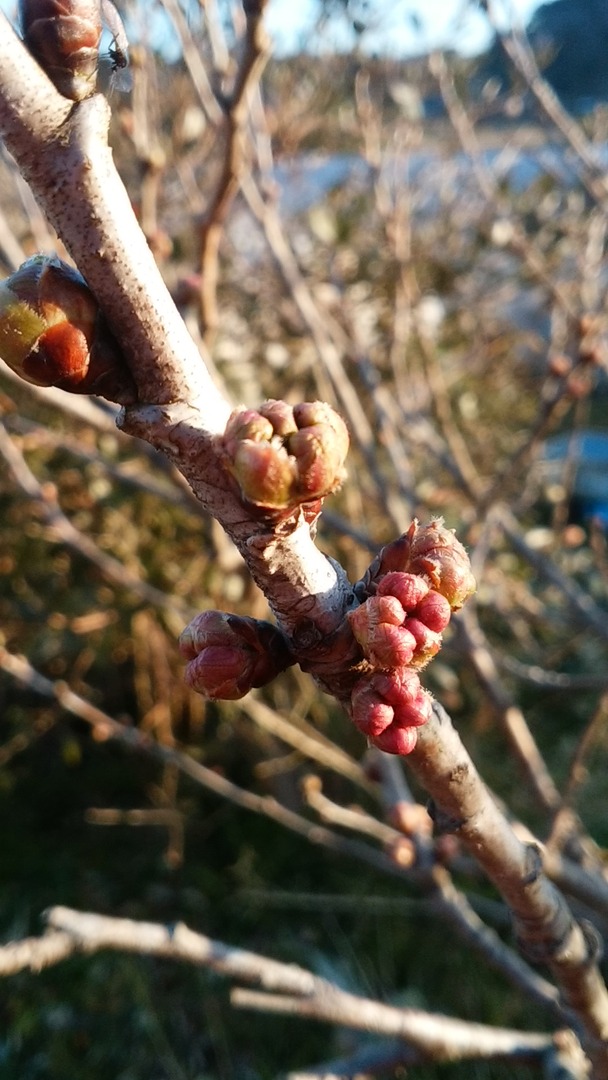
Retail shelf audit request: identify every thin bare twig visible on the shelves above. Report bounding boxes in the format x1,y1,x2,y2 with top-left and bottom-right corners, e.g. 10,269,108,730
0,905,556,1067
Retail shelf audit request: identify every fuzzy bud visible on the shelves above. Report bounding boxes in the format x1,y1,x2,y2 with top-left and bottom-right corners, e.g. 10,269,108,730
19,0,102,101
258,399,298,437
0,256,136,404
230,441,296,510
349,594,417,668
350,668,432,755
179,610,293,700
377,571,430,610
360,519,476,611
220,399,349,511
348,575,448,670
414,590,452,632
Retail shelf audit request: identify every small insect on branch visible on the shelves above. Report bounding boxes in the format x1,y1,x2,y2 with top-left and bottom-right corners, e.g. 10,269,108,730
100,0,129,70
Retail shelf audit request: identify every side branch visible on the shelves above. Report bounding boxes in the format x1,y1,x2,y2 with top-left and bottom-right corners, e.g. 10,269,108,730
410,703,608,1070
0,906,557,1069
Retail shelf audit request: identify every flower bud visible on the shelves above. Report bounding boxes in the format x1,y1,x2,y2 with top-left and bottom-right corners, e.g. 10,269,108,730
348,585,445,670
350,669,432,755
348,594,416,668
350,678,393,737
360,519,476,611
223,408,274,447
179,610,293,700
19,0,102,101
230,440,296,510
288,423,347,501
294,401,350,457
220,400,349,511
414,591,452,632
377,571,429,610
373,724,420,756
259,399,297,438
0,256,136,403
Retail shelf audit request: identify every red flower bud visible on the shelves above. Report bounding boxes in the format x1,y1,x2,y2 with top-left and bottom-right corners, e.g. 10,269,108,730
373,724,419,756
377,571,430,610
179,610,292,700
19,0,102,101
350,680,394,737
0,256,136,403
402,618,441,666
348,594,417,668
350,669,432,756
349,586,445,670
414,590,452,632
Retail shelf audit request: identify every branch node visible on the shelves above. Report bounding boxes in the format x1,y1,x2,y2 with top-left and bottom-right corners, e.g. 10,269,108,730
427,798,467,834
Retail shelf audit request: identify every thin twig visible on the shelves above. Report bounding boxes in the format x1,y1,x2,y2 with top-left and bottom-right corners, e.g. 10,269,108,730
0,905,556,1067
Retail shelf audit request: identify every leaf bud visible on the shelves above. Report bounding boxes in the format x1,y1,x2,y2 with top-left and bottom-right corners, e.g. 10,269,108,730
0,256,136,404
220,400,349,511
19,0,102,101
179,610,293,700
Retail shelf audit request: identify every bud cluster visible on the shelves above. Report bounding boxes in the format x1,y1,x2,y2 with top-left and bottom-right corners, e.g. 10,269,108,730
348,520,475,756
358,518,476,611
220,400,349,511
0,256,136,404
179,610,293,700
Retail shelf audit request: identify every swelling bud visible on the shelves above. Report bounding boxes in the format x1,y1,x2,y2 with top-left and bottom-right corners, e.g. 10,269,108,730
221,399,349,511
359,519,476,611
0,256,136,403
179,610,293,700
350,669,433,755
19,0,102,101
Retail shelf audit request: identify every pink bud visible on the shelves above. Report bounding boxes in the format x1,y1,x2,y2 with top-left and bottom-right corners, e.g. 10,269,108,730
402,617,442,666
350,671,433,756
259,399,297,437
230,440,296,509
294,400,349,448
348,594,416,668
414,591,452,632
360,519,476,611
221,400,349,512
374,668,425,712
223,409,274,447
349,594,407,639
351,680,394,737
179,611,292,700
368,623,417,668
398,519,476,610
377,571,429,610
183,643,254,700
372,724,419,756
